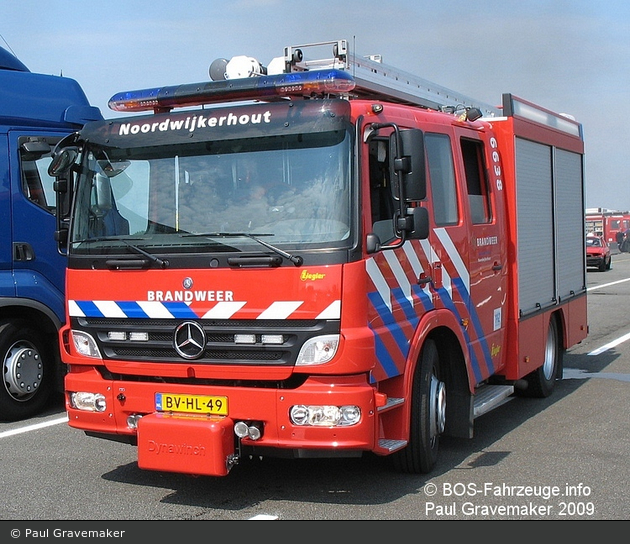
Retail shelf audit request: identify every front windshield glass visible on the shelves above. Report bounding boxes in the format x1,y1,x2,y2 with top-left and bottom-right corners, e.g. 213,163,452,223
70,130,352,255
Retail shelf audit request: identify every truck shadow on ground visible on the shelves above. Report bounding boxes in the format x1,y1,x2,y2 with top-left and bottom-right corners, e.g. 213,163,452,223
99,348,617,513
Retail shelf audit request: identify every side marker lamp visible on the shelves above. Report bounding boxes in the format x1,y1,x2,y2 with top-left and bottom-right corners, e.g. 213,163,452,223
108,69,356,112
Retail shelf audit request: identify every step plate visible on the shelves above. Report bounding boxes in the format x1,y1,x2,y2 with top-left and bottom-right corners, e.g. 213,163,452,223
473,385,515,419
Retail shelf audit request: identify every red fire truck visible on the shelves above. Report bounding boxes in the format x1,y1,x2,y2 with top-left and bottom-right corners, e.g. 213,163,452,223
585,208,630,251
50,40,587,476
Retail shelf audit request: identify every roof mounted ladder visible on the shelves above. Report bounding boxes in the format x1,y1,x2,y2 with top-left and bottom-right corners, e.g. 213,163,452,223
284,39,501,117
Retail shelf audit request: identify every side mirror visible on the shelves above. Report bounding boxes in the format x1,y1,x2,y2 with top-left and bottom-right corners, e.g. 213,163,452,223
50,147,79,254
406,206,429,240
48,147,78,177
390,128,426,202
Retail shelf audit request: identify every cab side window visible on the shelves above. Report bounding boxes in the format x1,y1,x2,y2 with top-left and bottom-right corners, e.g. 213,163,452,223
18,137,57,213
369,138,396,242
426,133,458,226
461,138,491,224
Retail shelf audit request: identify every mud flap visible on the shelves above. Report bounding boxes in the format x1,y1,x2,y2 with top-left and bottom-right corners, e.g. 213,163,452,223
137,413,235,476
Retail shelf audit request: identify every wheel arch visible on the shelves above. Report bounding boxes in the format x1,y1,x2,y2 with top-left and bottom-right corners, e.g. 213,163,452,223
0,300,64,394
400,309,473,440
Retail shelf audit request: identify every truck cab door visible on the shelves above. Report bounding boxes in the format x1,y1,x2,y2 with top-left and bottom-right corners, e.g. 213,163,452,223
458,133,507,378
6,131,68,322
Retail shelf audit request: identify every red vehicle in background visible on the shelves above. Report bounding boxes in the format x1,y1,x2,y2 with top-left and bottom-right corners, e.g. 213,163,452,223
586,234,611,271
585,208,630,251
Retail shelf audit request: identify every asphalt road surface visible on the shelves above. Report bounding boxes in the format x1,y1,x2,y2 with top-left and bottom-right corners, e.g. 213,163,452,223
1,254,628,521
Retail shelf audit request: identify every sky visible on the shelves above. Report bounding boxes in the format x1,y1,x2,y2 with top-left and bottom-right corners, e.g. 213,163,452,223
3,0,629,211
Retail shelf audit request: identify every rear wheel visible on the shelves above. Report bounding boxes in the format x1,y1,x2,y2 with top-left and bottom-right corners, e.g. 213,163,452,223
0,319,54,421
518,317,562,398
392,339,445,474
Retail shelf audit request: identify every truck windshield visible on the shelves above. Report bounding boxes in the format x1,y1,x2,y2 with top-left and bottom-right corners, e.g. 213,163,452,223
70,129,352,256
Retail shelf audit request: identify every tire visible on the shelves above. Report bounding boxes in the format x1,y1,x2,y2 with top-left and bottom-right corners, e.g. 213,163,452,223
0,318,54,421
606,256,612,270
518,316,562,398
392,339,446,474
598,259,606,272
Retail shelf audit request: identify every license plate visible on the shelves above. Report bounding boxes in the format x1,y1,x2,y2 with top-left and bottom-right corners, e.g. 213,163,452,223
155,393,228,415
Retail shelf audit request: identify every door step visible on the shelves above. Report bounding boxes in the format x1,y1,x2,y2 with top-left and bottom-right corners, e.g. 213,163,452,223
378,438,407,452
473,384,514,419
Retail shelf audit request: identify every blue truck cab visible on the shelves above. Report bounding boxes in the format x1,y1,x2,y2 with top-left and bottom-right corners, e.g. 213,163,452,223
0,46,101,420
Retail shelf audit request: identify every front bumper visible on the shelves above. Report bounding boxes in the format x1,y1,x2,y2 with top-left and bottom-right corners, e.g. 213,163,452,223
65,368,378,476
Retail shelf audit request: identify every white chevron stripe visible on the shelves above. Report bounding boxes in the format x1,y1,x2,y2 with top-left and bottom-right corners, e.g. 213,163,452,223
403,241,431,296
403,240,424,277
434,228,469,293
420,238,437,264
384,249,412,304
137,300,176,318
94,300,126,318
202,301,246,319
257,301,303,319
317,300,341,319
68,300,84,317
366,256,392,313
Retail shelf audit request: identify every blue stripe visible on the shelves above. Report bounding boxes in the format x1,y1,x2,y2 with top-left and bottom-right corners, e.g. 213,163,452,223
162,302,199,319
74,300,103,318
450,277,495,376
411,285,434,312
372,330,399,381
391,286,420,326
435,284,483,384
369,290,409,356
367,291,394,324
117,301,149,319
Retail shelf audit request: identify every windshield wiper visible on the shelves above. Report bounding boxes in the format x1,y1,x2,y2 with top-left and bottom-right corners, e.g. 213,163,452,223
71,236,169,269
121,239,169,268
184,232,303,266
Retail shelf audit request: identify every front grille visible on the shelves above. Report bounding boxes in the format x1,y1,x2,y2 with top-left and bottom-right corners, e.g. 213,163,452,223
74,317,338,366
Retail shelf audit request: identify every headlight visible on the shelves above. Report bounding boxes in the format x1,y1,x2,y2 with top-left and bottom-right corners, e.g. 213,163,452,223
290,404,361,426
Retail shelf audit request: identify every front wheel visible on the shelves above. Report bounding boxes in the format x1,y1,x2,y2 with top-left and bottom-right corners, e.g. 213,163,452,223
392,339,446,474
0,319,54,421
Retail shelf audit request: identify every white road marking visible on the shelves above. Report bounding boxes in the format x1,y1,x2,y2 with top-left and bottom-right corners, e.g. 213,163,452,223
0,415,68,439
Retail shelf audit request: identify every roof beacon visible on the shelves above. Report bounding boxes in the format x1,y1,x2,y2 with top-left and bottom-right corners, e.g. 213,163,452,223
108,38,499,116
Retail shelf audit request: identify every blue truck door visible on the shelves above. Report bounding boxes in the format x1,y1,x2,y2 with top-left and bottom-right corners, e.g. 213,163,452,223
8,130,67,321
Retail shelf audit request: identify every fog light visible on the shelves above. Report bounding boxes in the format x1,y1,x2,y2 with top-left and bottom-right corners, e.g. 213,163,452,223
70,391,107,412
234,421,249,438
234,421,263,440
261,334,283,345
127,414,143,429
248,424,262,440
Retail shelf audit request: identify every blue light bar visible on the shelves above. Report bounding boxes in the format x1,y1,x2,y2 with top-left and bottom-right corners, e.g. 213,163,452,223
109,69,356,112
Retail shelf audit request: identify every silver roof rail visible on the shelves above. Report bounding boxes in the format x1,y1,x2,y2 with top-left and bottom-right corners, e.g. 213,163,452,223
283,39,501,117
